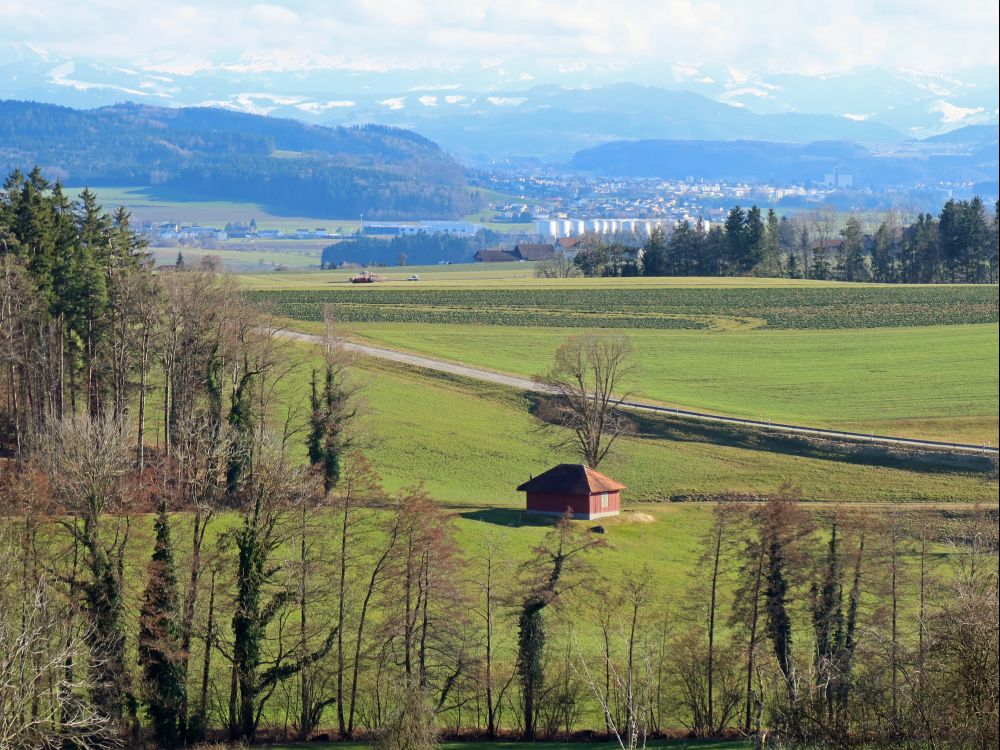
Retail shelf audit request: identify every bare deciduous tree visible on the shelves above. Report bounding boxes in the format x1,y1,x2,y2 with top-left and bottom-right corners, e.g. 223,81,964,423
0,575,123,750
535,253,582,279
535,335,634,468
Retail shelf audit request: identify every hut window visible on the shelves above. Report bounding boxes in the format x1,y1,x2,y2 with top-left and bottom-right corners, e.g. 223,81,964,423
600,492,609,509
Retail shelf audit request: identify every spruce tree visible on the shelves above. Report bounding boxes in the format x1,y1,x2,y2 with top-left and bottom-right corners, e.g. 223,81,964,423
138,501,184,748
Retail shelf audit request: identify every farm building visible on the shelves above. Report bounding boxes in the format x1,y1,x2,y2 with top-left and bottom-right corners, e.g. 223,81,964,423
474,248,517,262
518,464,624,519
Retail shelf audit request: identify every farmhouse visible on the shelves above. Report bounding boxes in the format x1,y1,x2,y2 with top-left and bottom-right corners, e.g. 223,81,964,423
512,242,556,261
474,248,518,262
518,464,624,520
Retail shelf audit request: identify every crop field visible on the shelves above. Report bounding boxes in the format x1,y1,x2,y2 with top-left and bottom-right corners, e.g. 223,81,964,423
239,268,879,290
246,285,999,330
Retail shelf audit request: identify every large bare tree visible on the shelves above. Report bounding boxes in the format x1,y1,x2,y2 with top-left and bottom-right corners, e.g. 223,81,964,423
536,334,634,468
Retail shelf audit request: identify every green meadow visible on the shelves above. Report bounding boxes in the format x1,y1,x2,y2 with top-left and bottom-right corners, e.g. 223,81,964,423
265,741,751,750
266,345,996,505
340,322,999,446
72,185,365,233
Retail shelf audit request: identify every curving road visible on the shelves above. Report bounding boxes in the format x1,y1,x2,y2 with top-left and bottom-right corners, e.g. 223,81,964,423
277,329,998,456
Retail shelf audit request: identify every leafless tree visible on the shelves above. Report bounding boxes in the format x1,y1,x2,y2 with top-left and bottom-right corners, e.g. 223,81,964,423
535,335,634,468
535,253,582,279
31,415,136,728
575,571,656,750
0,572,123,750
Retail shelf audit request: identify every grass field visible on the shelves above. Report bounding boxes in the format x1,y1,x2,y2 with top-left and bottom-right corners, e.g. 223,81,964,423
71,185,366,233
265,345,997,505
265,744,748,750
338,323,999,446
74,185,539,234
150,243,324,271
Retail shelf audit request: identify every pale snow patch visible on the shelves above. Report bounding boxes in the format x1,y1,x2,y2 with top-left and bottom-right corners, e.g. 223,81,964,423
932,100,985,123
486,96,527,106
295,100,356,113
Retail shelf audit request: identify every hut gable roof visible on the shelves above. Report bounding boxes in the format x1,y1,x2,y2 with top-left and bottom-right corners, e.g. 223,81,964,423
513,243,556,261
474,248,517,262
517,464,625,494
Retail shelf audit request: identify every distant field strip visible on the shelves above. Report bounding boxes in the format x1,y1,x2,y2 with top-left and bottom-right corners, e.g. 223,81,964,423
246,286,999,329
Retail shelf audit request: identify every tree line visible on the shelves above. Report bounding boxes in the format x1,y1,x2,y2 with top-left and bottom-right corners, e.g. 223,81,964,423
1,170,997,750
568,198,999,283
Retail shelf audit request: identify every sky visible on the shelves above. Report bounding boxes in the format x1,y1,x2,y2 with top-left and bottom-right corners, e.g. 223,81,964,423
2,0,998,81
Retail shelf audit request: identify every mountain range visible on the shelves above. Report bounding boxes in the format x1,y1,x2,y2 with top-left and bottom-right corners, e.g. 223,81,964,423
2,48,996,162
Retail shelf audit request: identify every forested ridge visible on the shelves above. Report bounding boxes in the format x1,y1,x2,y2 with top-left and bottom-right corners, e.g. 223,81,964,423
0,100,476,219
0,170,997,750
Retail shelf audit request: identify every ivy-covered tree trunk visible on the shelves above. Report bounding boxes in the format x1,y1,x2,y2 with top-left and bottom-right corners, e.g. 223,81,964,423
226,369,255,497
138,501,184,748
517,600,546,741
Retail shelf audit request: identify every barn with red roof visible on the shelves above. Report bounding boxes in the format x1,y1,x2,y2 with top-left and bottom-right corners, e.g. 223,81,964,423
517,464,624,519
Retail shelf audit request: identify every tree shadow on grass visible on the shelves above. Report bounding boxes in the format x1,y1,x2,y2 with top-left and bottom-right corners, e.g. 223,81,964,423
459,508,557,528
524,392,993,477
627,409,995,476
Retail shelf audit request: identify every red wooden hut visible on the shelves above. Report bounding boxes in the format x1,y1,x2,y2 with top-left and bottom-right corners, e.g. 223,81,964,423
517,464,624,520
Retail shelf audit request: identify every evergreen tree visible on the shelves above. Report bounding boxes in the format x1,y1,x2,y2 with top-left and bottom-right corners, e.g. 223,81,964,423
761,208,781,276
785,252,800,279
723,206,746,273
742,205,766,272
871,222,897,282
641,226,668,276
138,501,185,748
840,217,868,281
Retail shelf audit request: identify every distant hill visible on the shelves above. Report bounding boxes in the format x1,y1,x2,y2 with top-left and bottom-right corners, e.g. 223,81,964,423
568,136,1000,192
316,83,906,163
0,100,474,219
922,124,999,145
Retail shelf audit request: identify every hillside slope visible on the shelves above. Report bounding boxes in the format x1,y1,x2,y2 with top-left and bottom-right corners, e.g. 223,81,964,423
0,100,474,219
568,130,1000,191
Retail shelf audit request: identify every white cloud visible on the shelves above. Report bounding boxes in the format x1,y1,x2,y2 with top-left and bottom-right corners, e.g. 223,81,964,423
2,0,997,81
378,96,406,110
842,112,873,121
418,95,438,106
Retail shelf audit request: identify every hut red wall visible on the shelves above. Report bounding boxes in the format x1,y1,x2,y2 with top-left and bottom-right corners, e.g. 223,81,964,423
587,490,621,517
526,491,621,519
525,492,589,516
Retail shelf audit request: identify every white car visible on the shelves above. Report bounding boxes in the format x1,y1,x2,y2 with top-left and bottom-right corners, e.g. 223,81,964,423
407,274,420,281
